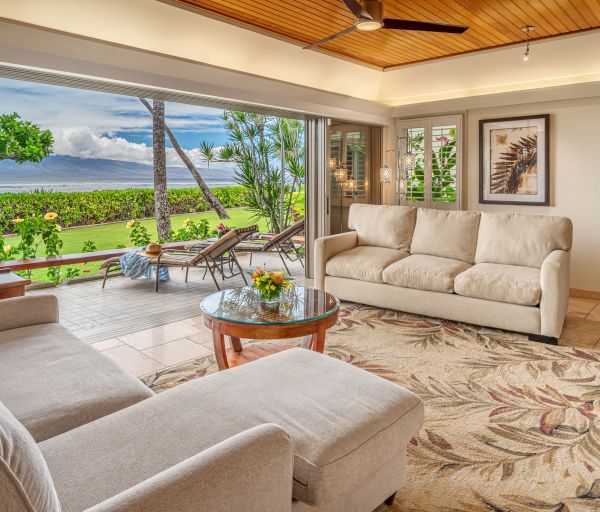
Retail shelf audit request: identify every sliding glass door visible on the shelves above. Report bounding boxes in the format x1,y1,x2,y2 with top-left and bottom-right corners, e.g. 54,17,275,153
327,122,381,235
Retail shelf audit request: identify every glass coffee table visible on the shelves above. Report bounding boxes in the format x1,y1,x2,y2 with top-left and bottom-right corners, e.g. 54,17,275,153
200,286,340,370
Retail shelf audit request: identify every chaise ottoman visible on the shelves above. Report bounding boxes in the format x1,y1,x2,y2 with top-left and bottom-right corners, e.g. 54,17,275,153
40,348,423,511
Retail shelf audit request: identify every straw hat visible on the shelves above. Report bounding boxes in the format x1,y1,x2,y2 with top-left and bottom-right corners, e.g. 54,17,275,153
139,243,162,257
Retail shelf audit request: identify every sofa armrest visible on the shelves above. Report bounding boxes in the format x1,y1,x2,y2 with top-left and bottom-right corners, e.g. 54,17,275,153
85,424,293,512
540,250,570,338
0,295,59,332
314,231,358,290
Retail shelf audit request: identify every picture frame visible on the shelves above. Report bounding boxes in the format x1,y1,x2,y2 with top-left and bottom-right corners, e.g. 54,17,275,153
479,114,549,206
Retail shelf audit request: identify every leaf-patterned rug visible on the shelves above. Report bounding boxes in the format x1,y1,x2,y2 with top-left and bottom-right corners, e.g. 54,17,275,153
141,303,600,512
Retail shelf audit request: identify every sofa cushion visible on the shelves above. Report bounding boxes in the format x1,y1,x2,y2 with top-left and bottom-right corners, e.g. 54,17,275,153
348,204,416,251
454,263,541,306
410,208,481,263
40,348,424,511
0,400,61,512
0,323,153,442
475,212,572,268
326,246,408,283
383,254,471,293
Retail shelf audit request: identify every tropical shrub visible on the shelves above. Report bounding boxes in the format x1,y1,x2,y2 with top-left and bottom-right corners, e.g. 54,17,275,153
126,220,152,246
218,112,304,233
0,186,247,234
169,218,210,243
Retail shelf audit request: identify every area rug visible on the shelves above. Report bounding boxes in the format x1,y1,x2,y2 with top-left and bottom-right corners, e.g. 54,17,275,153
141,303,600,512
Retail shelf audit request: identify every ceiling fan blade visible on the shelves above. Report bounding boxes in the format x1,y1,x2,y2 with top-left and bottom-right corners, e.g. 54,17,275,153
341,0,373,20
383,18,468,33
303,26,357,49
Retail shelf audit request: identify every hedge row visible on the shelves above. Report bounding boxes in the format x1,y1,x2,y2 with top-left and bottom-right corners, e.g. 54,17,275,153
0,186,247,233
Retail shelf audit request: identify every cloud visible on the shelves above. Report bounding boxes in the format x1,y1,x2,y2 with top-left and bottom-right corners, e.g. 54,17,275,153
53,127,223,167
0,77,228,161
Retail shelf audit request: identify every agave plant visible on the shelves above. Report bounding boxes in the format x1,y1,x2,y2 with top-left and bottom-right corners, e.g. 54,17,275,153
490,134,538,194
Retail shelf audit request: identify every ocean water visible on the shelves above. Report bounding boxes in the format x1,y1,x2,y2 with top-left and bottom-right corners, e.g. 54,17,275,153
0,179,237,194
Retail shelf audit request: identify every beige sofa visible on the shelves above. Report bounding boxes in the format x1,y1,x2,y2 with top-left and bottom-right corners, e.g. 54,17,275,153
0,295,424,512
315,204,572,341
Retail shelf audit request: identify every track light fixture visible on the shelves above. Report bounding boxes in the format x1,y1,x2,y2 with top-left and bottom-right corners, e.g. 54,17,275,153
522,26,534,62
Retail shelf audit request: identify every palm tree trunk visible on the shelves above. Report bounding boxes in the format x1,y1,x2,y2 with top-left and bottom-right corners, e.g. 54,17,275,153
139,98,229,220
152,100,171,240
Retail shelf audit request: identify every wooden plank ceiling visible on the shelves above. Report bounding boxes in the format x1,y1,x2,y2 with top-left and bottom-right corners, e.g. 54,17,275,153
170,0,600,69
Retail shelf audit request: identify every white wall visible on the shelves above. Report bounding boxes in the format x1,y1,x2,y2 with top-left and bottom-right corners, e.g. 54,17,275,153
463,97,600,292
380,30,600,106
391,96,600,292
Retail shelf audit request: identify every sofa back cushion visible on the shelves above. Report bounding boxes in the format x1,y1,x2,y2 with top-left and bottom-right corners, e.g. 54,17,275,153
348,204,416,251
475,212,573,268
410,208,481,263
0,400,60,512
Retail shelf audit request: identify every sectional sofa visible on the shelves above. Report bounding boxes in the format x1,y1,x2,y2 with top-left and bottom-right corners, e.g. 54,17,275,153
0,295,424,512
315,204,573,341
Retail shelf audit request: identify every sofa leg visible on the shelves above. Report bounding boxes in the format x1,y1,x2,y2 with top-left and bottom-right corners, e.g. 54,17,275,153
384,492,397,506
528,334,558,345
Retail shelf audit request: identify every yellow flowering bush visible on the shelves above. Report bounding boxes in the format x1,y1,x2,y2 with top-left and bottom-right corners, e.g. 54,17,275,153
250,267,293,301
12,217,23,224
43,212,58,221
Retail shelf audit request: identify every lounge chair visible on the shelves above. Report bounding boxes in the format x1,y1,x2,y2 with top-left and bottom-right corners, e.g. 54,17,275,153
151,225,257,292
235,220,305,274
100,225,258,292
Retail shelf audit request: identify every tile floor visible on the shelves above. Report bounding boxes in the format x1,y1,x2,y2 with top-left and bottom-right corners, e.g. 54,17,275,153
29,257,600,378
30,252,308,377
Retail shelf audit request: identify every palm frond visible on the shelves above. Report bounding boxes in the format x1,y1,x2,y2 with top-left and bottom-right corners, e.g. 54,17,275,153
490,134,537,194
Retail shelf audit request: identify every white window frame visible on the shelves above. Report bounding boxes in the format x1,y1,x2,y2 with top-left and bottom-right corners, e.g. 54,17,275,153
396,114,464,210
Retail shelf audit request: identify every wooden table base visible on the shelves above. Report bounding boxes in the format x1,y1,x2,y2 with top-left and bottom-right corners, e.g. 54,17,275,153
205,312,338,370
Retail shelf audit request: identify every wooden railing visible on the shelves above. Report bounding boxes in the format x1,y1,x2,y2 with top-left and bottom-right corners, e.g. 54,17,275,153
0,241,194,272
0,234,304,272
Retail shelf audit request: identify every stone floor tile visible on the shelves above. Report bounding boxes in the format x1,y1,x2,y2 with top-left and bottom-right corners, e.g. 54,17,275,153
92,338,124,351
102,345,164,376
142,337,213,366
118,320,203,350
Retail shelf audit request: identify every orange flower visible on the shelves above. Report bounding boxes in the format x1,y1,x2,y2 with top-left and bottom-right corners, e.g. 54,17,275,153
270,272,285,285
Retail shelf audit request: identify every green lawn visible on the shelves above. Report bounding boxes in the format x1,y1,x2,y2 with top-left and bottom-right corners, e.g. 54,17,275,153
8,208,267,283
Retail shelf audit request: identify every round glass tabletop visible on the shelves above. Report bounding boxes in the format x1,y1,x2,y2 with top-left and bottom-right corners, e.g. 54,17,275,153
200,286,339,326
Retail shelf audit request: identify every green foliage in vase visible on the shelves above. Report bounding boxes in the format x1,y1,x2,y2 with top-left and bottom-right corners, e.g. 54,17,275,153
250,267,294,301
0,113,54,164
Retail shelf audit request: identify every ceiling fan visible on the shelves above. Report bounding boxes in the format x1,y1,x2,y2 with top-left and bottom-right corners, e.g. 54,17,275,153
304,0,469,49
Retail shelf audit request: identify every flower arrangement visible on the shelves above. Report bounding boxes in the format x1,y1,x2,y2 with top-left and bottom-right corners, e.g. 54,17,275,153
250,267,294,302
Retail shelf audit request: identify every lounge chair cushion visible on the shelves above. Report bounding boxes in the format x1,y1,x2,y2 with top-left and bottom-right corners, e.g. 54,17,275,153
0,323,153,442
475,212,573,268
326,246,409,283
0,400,61,512
348,204,416,251
40,348,423,510
382,254,471,293
454,263,542,306
410,208,481,263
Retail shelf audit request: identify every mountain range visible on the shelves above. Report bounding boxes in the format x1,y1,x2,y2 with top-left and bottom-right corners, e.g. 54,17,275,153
0,155,237,192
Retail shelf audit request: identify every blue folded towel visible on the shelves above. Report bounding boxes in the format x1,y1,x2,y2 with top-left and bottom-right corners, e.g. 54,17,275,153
120,250,170,281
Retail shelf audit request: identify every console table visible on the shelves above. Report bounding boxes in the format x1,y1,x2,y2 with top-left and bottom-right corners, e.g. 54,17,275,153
0,270,31,300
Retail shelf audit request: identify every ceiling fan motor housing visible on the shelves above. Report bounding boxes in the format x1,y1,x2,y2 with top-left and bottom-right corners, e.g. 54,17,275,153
355,0,384,30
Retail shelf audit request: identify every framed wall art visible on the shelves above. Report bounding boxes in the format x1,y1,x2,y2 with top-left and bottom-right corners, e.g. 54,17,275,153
479,114,549,205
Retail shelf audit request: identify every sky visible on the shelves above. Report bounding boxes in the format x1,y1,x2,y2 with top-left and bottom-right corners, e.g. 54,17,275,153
0,77,228,166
